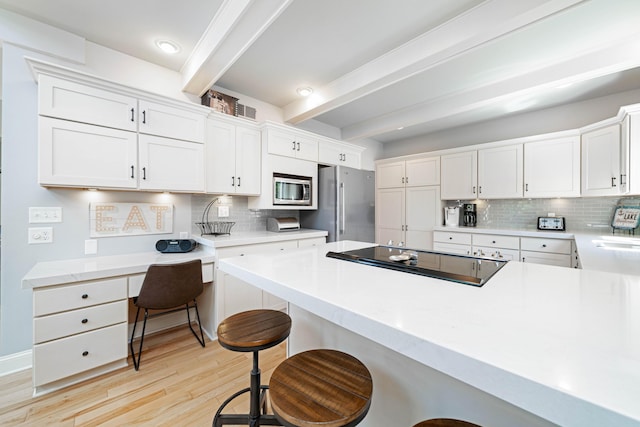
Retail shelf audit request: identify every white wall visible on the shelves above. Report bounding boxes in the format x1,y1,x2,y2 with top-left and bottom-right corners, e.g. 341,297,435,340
382,89,640,159
0,33,197,355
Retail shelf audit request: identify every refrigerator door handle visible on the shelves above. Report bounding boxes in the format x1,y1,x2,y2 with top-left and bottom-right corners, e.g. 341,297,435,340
339,182,346,234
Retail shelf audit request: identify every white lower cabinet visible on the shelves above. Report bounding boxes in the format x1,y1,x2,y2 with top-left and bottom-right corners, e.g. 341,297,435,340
215,237,326,326
433,231,472,255
472,234,520,261
520,237,572,267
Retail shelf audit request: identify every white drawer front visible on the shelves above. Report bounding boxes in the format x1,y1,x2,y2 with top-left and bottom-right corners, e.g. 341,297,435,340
297,237,327,247
33,323,127,387
433,231,471,245
520,237,571,254
472,234,520,250
34,278,128,316
433,242,471,256
34,300,127,344
521,251,572,267
217,240,299,259
128,262,214,297
473,246,520,261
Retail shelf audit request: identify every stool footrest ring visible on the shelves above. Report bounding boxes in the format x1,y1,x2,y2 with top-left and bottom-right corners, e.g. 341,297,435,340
213,385,281,426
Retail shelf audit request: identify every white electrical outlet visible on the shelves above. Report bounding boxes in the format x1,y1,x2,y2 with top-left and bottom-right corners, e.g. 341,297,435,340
85,239,98,254
28,227,53,244
29,207,62,223
218,206,230,217
179,231,189,239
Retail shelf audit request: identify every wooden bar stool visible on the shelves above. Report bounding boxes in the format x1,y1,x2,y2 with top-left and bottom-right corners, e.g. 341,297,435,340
269,349,373,427
413,419,482,427
213,309,292,427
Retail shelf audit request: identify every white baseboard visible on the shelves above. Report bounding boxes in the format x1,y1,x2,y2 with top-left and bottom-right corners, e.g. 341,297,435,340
0,350,32,377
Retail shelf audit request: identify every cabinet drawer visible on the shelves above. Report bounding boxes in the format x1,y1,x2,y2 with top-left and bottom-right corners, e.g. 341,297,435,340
128,262,214,297
217,240,299,259
434,231,472,245
472,246,519,261
34,278,127,316
521,251,572,267
433,242,471,256
34,300,127,344
298,237,327,247
520,237,571,254
33,323,127,387
472,234,520,250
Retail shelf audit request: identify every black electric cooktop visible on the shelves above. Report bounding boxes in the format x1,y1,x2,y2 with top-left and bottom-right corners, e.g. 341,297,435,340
326,245,508,287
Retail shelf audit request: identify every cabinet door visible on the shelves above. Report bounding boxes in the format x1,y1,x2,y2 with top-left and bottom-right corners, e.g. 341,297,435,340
318,141,361,168
39,75,137,132
206,119,237,193
39,117,138,189
376,162,405,188
405,186,441,250
138,100,205,143
406,157,440,186
581,124,621,196
234,125,262,195
524,136,580,198
520,251,571,267
478,144,523,198
293,134,318,162
441,151,478,200
138,134,205,192
376,188,405,245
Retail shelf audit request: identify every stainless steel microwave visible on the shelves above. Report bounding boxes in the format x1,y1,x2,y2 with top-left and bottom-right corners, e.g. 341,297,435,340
273,173,312,206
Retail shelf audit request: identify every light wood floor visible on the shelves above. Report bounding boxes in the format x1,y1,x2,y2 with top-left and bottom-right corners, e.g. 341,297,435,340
0,327,286,426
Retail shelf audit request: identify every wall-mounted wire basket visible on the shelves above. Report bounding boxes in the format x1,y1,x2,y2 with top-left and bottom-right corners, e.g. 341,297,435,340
196,198,235,236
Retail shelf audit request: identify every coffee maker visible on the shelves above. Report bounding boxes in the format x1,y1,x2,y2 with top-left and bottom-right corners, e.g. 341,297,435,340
462,203,477,227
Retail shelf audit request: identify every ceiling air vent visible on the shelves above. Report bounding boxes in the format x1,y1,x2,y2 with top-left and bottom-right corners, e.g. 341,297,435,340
236,103,257,120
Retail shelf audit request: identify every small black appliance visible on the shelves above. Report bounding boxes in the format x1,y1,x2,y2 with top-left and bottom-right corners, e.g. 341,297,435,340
462,203,477,227
155,239,197,253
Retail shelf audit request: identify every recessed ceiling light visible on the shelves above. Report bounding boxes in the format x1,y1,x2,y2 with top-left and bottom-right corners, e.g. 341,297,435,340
296,87,313,97
156,39,180,54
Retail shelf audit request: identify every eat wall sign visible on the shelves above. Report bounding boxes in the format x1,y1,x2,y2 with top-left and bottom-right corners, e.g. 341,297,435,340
89,203,173,237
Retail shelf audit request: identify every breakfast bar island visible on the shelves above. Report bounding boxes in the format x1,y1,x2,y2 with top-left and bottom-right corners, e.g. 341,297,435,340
218,240,640,427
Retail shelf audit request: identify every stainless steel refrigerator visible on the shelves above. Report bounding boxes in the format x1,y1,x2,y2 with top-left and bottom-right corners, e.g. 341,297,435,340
300,165,375,243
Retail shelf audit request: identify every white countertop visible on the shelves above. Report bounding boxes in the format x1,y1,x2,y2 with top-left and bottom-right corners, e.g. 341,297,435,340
218,240,640,427
22,247,215,289
193,229,328,248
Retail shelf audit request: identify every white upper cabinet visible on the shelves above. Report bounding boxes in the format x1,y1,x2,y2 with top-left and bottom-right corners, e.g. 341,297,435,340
138,134,204,192
138,100,205,143
441,151,477,200
524,136,580,198
206,118,261,195
39,117,138,189
318,139,362,169
377,156,440,189
38,75,137,132
581,124,623,196
265,127,318,162
477,144,523,199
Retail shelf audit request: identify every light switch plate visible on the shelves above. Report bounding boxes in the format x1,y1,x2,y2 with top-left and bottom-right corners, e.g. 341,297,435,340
29,207,62,223
85,239,98,254
28,227,53,244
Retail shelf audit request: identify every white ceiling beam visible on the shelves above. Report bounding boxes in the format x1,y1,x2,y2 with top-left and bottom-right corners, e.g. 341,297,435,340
181,0,293,96
341,36,640,141
282,0,585,125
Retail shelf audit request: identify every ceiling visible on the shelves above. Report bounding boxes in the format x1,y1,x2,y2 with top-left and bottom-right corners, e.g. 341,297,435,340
2,0,640,145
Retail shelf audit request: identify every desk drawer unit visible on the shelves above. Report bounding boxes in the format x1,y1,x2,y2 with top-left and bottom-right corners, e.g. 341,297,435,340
33,323,127,387
34,300,127,344
34,277,127,316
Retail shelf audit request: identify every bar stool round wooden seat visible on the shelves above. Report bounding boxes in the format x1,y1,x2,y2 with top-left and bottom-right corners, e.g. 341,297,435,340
413,419,482,427
213,309,292,427
269,349,373,427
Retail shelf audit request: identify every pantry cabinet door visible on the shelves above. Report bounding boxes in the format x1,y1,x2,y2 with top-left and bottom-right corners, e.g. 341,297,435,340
405,186,441,251
138,134,205,192
39,117,138,189
376,188,405,245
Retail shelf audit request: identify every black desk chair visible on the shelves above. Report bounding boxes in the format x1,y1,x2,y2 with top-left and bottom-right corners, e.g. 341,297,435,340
129,259,206,370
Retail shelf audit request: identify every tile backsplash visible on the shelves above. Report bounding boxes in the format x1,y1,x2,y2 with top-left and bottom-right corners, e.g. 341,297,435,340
446,196,640,232
191,195,298,235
